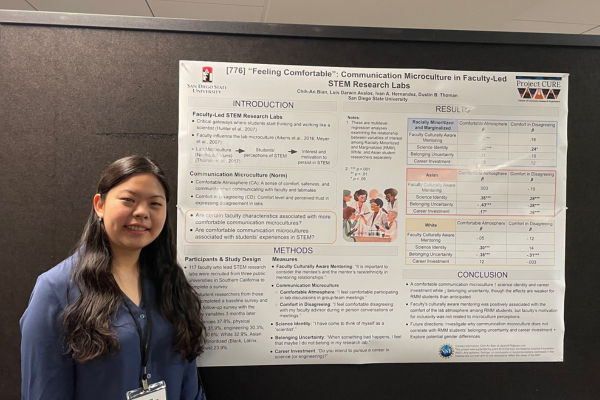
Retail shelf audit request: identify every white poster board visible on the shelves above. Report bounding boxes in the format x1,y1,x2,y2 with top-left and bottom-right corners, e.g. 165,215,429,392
178,61,567,366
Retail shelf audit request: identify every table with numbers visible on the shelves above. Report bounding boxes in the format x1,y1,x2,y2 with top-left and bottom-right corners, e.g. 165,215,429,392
405,218,555,266
406,168,556,216
407,118,557,167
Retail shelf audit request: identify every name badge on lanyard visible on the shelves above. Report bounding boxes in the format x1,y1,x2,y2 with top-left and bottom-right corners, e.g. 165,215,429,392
126,381,168,400
122,282,168,400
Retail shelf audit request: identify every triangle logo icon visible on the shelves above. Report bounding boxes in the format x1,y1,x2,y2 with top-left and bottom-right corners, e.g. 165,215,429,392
535,89,544,99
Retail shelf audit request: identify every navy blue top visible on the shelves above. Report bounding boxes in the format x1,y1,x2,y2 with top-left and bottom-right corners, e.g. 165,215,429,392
20,254,206,400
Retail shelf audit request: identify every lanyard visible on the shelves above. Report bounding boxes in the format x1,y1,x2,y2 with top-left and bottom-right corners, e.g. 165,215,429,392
122,281,153,390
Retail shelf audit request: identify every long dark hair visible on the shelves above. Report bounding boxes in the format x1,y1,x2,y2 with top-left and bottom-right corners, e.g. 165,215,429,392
61,155,205,363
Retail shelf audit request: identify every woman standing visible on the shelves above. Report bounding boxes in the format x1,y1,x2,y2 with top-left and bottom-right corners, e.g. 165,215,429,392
21,156,206,400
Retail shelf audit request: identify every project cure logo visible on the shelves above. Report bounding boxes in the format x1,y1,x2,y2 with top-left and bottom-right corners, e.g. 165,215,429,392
517,76,561,100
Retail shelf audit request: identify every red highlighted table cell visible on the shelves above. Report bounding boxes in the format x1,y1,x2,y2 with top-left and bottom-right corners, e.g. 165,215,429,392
406,168,556,217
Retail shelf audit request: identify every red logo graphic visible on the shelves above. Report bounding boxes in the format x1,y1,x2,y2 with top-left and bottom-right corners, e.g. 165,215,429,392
518,87,561,100
202,67,213,83
516,77,561,101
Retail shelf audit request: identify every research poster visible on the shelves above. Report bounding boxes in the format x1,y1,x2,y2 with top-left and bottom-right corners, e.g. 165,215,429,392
177,61,567,366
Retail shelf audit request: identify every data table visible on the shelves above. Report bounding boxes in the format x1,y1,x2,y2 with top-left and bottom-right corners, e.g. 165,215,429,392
405,218,555,266
406,168,556,216
407,118,557,167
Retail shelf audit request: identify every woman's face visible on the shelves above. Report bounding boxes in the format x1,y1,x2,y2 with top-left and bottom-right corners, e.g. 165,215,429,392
94,173,167,254
370,201,380,212
358,194,366,202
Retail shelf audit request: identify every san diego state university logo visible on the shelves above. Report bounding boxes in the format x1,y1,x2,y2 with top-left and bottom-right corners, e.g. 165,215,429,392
439,343,454,359
517,76,561,100
202,67,213,83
